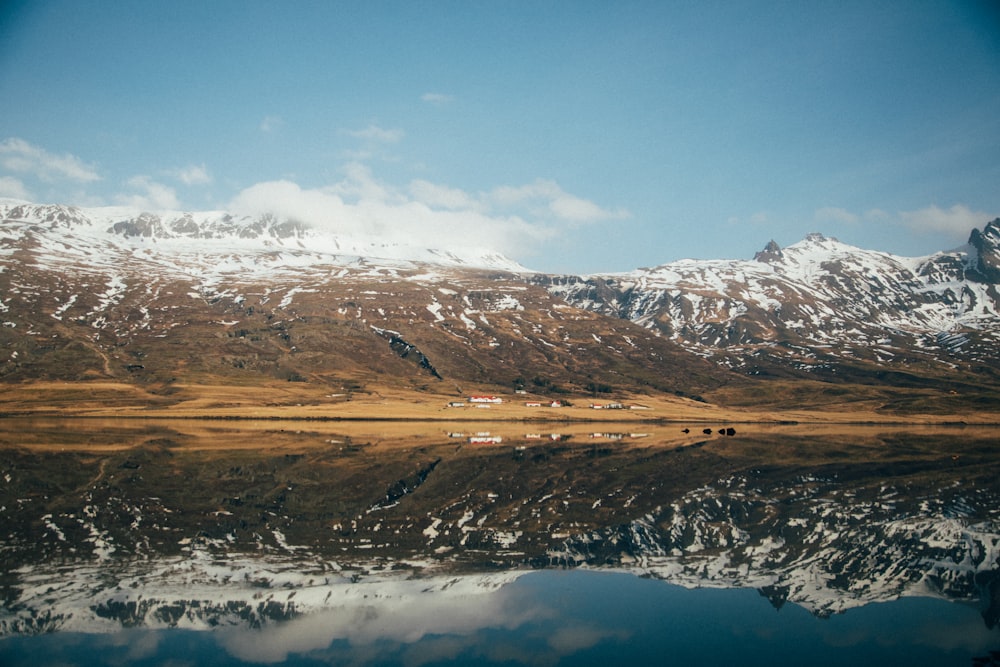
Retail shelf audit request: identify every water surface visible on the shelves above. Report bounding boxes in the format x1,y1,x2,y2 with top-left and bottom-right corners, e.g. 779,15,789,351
1,419,997,665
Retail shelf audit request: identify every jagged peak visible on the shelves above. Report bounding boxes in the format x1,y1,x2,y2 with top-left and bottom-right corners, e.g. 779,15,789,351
753,240,783,263
802,232,840,244
778,232,861,262
0,202,91,228
967,218,1000,282
774,232,857,260
969,218,1000,250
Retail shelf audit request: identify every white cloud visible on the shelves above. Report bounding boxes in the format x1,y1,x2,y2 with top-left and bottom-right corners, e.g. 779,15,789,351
489,179,562,208
814,207,859,225
409,179,482,211
487,179,629,223
116,175,180,210
548,193,628,223
230,179,358,233
0,176,31,201
259,115,284,132
0,137,100,183
344,124,405,144
805,204,993,246
328,162,402,204
228,168,624,258
421,92,455,105
175,164,212,186
898,204,993,236
230,178,545,256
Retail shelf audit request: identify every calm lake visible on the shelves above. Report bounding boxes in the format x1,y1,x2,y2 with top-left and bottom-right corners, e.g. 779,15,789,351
0,419,998,666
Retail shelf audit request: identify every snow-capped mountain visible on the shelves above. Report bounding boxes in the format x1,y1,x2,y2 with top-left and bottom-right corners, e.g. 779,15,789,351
0,201,528,273
0,201,731,399
2,200,999,401
545,222,1000,380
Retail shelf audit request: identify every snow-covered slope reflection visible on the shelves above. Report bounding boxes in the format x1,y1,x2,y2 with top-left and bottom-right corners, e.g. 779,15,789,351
1,422,998,646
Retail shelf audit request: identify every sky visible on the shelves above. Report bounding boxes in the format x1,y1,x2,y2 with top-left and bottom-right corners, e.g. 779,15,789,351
0,1,998,274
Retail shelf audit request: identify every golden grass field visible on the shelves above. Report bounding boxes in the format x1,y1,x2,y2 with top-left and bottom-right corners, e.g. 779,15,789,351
1,378,998,425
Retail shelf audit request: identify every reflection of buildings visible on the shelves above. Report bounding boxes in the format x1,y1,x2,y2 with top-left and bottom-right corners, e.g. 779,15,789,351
469,434,502,444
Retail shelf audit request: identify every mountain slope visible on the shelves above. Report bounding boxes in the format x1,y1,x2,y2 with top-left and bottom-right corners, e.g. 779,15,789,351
2,201,999,412
545,223,1000,391
0,202,730,401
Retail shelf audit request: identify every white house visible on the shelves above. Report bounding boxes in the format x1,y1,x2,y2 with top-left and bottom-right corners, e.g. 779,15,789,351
468,395,503,404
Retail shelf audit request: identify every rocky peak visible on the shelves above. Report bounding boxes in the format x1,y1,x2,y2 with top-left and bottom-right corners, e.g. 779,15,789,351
803,232,839,245
109,212,166,239
969,218,1000,253
4,203,90,229
753,240,783,263
968,218,1000,283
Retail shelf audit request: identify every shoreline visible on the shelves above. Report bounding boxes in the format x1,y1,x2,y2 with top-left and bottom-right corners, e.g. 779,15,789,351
0,410,997,427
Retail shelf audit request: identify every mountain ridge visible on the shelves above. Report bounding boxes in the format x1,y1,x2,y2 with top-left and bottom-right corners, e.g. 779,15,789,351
2,200,1000,412
546,219,1000,388
0,201,529,273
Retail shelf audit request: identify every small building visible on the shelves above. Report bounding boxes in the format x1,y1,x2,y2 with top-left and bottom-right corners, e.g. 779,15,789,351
525,401,543,407
447,402,466,408
468,395,503,404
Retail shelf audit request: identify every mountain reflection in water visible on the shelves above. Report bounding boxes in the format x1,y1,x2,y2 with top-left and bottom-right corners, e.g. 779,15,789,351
0,419,998,665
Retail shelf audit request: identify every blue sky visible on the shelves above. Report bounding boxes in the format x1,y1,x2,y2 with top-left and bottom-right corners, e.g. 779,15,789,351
1,1,998,273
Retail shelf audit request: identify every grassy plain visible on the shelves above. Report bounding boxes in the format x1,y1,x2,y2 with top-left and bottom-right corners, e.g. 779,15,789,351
1,378,999,425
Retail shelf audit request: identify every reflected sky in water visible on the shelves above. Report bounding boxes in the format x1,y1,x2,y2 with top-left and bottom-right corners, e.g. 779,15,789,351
2,570,998,666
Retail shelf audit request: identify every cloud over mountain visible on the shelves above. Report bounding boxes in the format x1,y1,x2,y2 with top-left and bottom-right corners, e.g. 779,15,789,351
117,175,180,210
0,138,100,183
899,204,993,238
176,164,213,186
229,166,627,258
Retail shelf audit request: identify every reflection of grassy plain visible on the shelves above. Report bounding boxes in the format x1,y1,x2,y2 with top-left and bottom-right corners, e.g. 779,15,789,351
2,417,995,453
0,418,996,574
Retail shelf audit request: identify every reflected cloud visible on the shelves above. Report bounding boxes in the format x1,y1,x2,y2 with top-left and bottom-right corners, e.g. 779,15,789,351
546,624,629,652
218,584,631,667
213,573,553,664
